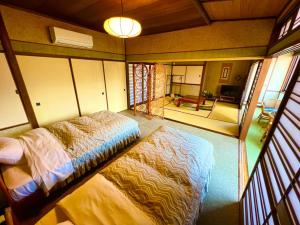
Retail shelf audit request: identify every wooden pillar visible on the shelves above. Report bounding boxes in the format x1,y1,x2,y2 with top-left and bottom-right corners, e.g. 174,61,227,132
170,64,174,95
0,13,38,128
147,65,153,117
133,64,137,115
239,58,273,140
198,61,206,103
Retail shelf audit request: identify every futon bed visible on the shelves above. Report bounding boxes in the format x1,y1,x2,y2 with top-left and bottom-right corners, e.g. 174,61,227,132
0,111,140,203
35,126,215,225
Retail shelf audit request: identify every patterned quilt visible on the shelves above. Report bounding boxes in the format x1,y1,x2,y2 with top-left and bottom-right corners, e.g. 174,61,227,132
101,126,214,225
46,111,141,178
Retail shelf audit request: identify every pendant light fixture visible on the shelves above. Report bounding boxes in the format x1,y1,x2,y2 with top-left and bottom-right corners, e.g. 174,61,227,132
103,0,142,38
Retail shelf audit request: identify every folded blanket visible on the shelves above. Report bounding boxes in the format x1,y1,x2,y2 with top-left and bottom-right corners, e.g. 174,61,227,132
19,128,74,193
57,174,156,225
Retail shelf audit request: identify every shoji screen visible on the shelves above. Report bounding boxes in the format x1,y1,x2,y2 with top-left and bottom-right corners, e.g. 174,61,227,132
185,66,203,84
17,56,79,126
172,66,186,83
71,59,107,115
103,61,127,112
240,61,263,126
241,63,300,225
128,63,153,109
0,53,28,129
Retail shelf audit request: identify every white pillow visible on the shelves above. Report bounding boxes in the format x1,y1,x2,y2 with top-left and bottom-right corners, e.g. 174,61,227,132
0,137,24,165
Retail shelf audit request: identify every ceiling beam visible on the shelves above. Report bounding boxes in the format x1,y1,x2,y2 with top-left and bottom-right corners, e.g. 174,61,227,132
191,0,211,25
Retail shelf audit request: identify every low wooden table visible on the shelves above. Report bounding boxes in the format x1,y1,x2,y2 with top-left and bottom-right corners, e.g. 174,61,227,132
176,95,206,111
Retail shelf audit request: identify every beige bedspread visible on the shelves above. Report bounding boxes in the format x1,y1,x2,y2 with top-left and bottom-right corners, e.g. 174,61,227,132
101,126,214,225
36,126,214,225
46,111,140,177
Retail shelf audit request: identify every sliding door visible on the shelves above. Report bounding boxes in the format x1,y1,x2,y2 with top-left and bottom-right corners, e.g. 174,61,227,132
71,59,107,115
240,61,263,126
0,53,28,129
185,66,203,84
241,61,300,225
172,66,185,83
103,61,127,112
17,56,79,126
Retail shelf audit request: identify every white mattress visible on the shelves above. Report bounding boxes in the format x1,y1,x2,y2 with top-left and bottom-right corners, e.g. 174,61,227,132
1,163,39,201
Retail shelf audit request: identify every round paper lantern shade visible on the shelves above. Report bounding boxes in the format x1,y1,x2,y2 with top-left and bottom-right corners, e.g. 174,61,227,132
103,17,142,38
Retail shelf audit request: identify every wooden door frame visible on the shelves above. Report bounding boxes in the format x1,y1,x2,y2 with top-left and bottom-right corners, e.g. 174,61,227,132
239,58,273,140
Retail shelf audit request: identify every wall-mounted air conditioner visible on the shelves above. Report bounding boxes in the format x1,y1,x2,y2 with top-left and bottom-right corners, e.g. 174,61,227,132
49,26,93,49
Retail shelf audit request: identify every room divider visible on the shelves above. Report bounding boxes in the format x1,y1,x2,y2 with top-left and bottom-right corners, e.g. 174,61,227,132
131,63,167,119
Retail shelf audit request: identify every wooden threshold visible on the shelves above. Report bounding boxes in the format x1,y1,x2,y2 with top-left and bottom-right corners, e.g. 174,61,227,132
238,140,249,200
164,117,239,138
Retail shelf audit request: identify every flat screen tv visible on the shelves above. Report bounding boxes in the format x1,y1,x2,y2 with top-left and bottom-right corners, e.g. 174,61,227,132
220,85,241,98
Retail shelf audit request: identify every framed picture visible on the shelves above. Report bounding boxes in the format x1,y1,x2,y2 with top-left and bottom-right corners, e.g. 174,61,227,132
219,63,232,83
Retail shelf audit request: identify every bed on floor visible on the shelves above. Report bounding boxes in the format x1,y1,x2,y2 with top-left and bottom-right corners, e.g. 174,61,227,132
0,111,140,211
33,126,215,225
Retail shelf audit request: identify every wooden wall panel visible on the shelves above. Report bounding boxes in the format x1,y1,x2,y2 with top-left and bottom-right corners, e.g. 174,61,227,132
104,61,127,112
71,59,107,115
17,55,79,126
0,5,124,55
0,5,125,60
0,53,27,129
126,19,275,62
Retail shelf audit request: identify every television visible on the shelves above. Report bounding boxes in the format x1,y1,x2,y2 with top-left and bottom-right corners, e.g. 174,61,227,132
220,85,241,98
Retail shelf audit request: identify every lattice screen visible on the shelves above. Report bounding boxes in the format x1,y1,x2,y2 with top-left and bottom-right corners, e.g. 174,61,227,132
241,62,300,225
129,63,167,118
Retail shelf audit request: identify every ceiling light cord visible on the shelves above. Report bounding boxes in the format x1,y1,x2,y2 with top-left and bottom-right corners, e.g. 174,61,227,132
121,0,124,17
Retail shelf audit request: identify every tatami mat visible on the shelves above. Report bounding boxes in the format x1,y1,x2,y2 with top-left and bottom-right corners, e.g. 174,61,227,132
164,108,239,137
135,98,240,137
121,110,239,225
165,101,239,124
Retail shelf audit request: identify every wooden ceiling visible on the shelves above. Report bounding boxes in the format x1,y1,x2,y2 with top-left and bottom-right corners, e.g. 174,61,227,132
0,0,290,35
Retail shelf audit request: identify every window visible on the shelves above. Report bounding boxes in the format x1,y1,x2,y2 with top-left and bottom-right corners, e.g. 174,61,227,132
292,7,300,29
279,19,292,39
281,55,300,92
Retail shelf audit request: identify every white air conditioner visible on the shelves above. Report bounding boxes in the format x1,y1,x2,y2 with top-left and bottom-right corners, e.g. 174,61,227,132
49,27,93,49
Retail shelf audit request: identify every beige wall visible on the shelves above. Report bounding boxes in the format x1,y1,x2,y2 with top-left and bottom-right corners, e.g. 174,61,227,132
126,19,275,61
17,55,80,126
203,60,253,96
0,4,124,60
0,53,28,129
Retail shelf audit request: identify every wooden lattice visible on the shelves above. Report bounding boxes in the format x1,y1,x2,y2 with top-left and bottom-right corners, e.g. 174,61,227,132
133,63,167,119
